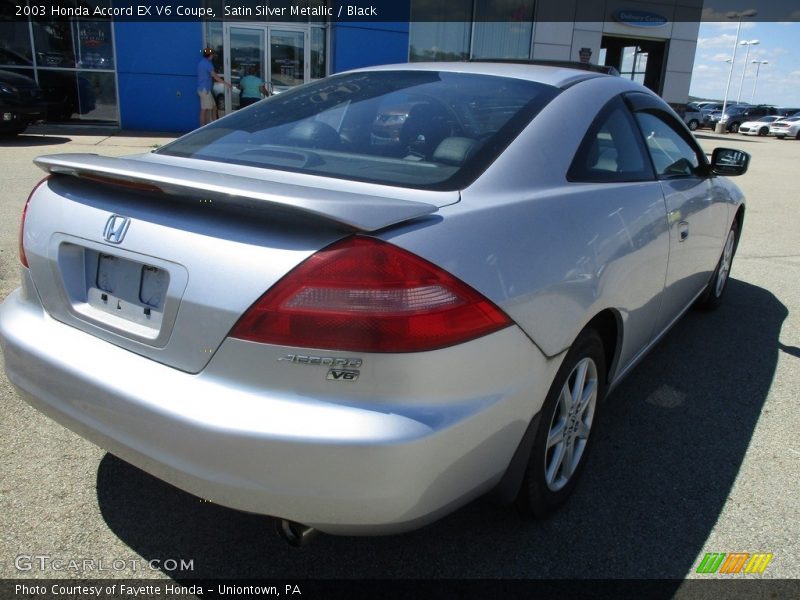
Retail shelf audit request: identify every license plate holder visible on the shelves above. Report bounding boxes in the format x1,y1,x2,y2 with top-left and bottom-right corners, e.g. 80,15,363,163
85,252,168,333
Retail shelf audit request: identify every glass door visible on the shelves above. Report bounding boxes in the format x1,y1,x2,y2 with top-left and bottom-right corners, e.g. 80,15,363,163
223,24,310,114
269,28,307,94
223,25,266,115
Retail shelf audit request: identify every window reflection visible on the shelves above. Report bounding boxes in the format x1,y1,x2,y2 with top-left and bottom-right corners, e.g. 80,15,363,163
33,21,76,68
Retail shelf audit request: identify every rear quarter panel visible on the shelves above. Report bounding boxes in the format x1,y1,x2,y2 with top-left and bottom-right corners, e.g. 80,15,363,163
385,77,673,373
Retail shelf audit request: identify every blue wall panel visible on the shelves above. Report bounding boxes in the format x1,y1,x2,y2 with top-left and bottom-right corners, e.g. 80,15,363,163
332,22,410,73
114,21,202,132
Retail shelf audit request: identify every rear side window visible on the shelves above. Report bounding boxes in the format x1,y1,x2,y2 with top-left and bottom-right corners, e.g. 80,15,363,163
568,97,653,183
158,70,560,191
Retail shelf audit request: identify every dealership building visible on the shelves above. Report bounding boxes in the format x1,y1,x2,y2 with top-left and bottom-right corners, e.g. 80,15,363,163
1,0,703,132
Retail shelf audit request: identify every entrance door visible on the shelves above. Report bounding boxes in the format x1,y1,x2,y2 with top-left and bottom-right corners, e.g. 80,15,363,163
601,36,666,95
222,24,309,115
269,29,307,94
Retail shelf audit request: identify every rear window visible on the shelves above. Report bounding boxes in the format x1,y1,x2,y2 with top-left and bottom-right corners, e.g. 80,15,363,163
158,70,559,190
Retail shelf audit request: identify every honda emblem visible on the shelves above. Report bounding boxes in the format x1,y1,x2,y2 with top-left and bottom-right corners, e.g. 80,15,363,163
103,215,130,244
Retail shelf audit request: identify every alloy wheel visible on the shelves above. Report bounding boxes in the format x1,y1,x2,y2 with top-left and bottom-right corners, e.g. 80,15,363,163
544,357,598,491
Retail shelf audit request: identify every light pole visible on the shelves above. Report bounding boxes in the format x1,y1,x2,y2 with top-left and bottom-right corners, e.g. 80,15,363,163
751,60,768,103
736,40,759,103
716,9,757,133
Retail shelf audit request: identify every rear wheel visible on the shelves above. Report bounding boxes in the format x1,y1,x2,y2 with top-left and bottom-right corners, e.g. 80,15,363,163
697,220,738,310
516,329,606,518
729,122,740,133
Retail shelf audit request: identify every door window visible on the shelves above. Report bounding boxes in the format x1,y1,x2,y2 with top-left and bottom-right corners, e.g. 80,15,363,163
634,112,702,178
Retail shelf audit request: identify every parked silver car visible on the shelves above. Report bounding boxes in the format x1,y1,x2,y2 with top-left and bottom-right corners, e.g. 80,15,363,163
682,103,703,131
1,62,749,543
769,116,800,139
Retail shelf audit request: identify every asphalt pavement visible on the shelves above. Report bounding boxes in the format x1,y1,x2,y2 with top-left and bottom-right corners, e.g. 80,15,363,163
0,125,798,586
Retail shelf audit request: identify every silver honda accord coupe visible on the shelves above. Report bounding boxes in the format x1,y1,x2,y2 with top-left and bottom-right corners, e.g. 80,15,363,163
1,62,749,543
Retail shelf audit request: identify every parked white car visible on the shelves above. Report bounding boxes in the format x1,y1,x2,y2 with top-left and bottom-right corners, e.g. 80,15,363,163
738,116,781,136
769,116,800,139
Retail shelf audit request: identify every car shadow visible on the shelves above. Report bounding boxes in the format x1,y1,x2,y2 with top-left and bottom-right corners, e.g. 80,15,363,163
0,135,72,147
96,278,784,580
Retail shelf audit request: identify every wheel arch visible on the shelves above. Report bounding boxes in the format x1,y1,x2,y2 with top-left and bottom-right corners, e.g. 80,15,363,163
733,204,745,255
490,309,621,505
584,309,622,385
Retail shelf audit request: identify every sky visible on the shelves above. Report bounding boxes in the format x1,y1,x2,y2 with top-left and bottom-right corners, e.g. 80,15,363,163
689,20,800,106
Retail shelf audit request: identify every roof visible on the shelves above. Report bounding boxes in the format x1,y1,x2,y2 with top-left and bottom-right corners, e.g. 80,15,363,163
349,61,612,89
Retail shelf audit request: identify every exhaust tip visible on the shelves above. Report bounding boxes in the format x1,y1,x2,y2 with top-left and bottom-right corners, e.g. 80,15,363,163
276,519,318,547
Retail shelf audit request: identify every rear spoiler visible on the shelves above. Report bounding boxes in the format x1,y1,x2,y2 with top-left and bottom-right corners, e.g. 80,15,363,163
34,153,440,232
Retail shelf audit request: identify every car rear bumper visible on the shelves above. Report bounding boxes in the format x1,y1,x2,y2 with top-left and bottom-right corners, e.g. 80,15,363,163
0,280,555,535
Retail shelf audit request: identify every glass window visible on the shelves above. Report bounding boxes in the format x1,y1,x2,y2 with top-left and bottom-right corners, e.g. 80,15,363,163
3,13,118,125
0,21,33,66
568,98,653,183
471,0,534,60
310,27,325,80
620,46,648,84
37,70,117,122
410,0,534,62
33,21,77,68
635,112,701,178
74,21,114,70
409,1,473,62
158,70,560,190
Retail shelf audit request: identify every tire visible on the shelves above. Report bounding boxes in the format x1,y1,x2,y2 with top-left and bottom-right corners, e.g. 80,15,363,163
687,119,699,131
729,122,740,133
795,131,800,140
696,220,738,310
516,329,606,518
758,126,768,136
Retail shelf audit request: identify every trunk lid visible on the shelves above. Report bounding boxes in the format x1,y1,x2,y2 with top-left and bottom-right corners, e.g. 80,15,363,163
24,154,457,373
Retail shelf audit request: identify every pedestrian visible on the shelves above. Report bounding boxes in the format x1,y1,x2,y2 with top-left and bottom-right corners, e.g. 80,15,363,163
238,65,269,109
197,47,230,127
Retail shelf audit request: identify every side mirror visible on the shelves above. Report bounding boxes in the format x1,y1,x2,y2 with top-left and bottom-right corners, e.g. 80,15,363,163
710,147,750,176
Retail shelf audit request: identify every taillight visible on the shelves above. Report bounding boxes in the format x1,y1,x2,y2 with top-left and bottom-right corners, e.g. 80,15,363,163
230,236,513,353
19,177,50,268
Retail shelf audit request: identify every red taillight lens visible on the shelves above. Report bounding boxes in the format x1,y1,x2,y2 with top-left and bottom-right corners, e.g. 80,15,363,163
230,236,513,353
19,177,50,268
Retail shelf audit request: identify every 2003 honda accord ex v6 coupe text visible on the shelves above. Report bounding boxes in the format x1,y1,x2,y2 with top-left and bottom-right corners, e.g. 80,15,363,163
1,62,749,545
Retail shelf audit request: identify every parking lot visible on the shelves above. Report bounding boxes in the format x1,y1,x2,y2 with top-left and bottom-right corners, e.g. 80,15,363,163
0,125,798,582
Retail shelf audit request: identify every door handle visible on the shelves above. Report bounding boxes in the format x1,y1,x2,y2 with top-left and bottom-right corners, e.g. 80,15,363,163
678,220,689,242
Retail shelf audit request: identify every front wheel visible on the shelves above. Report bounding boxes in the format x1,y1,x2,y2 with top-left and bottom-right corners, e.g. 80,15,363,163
697,221,738,310
516,329,606,518
687,119,699,131
758,126,769,136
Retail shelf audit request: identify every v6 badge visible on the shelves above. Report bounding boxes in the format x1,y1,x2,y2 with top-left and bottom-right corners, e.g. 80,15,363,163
327,369,359,382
